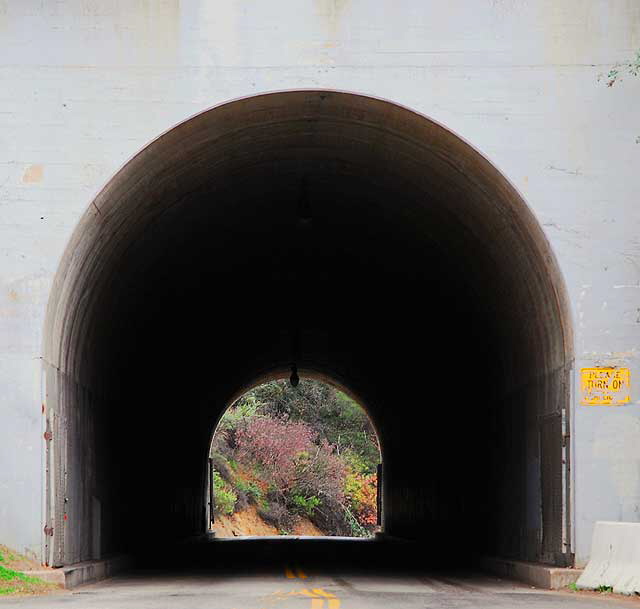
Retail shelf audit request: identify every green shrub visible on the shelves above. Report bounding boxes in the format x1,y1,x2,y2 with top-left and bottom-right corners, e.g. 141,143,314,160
236,479,262,504
596,585,613,594
290,493,321,517
213,471,237,515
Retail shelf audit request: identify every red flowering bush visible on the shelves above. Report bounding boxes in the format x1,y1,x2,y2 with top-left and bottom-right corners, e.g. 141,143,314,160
236,416,314,491
236,416,345,506
293,438,346,503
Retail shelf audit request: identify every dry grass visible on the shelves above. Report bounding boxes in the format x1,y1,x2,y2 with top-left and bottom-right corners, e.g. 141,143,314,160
0,545,62,597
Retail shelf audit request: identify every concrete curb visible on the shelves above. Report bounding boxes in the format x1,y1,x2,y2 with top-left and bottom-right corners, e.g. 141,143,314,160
481,556,582,590
20,555,131,589
63,555,131,589
577,521,640,595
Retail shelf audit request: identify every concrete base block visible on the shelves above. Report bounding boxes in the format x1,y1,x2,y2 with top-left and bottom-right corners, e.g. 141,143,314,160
27,555,131,589
62,555,131,589
577,521,640,595
481,556,582,589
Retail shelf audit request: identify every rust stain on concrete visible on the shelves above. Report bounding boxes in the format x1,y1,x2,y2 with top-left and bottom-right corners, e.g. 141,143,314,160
315,0,350,46
22,164,43,184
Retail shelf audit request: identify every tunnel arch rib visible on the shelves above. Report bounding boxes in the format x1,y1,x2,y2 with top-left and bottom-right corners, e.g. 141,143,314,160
43,90,573,568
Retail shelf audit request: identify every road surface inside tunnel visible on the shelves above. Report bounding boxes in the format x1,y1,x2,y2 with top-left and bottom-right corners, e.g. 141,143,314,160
0,553,632,609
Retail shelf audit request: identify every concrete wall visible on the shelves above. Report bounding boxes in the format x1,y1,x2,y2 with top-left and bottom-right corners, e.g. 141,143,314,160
0,1,639,565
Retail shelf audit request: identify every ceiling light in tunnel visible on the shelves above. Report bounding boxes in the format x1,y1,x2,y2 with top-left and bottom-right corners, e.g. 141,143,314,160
290,363,300,387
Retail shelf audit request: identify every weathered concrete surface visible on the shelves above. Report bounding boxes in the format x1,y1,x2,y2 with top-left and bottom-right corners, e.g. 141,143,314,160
0,0,638,567
0,570,632,609
482,556,583,590
60,556,131,590
577,521,640,595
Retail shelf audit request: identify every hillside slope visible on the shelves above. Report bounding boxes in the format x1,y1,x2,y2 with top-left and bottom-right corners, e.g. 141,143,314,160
212,505,325,538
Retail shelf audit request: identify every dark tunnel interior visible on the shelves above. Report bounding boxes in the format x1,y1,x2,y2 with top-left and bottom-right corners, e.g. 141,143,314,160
43,91,573,570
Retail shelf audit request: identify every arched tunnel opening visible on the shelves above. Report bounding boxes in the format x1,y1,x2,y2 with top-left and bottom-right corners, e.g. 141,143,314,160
208,376,383,539
43,90,573,571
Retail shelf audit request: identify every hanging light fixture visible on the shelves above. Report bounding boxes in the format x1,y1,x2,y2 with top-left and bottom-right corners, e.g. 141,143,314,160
290,363,300,387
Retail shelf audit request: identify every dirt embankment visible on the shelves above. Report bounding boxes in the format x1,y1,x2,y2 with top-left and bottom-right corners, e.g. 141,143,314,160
0,545,61,596
212,505,325,538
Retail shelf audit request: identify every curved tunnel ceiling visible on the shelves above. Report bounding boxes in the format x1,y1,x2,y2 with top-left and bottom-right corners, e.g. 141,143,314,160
43,91,573,566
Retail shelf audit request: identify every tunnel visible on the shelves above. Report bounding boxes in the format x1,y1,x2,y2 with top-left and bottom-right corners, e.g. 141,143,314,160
42,90,573,570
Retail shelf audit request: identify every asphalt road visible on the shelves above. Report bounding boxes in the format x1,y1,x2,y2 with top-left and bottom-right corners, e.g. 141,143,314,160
0,568,636,609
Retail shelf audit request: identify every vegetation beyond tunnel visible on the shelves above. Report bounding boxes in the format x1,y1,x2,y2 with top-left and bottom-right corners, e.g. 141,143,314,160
209,379,380,538
43,90,573,569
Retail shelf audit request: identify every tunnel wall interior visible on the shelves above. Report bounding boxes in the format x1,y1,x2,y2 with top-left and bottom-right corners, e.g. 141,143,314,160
43,91,573,568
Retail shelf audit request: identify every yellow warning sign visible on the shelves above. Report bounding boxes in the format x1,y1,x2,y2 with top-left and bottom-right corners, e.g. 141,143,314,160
580,368,631,405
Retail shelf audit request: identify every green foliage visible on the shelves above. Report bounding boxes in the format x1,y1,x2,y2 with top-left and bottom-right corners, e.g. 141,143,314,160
241,379,380,475
218,397,259,431
235,479,262,504
567,582,578,591
0,545,57,597
600,49,640,143
595,585,613,594
213,471,237,515
290,493,321,517
0,566,38,583
342,450,369,475
0,549,16,565
602,49,640,87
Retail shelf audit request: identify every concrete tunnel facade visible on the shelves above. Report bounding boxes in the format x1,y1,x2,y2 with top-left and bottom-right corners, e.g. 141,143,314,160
42,91,573,568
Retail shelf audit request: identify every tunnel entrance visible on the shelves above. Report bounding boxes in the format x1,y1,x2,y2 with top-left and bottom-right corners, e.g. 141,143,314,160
208,377,382,539
43,90,573,569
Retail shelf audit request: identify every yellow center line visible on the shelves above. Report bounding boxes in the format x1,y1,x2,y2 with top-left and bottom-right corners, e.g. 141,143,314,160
281,567,340,608
311,589,335,598
299,588,341,608
284,565,308,579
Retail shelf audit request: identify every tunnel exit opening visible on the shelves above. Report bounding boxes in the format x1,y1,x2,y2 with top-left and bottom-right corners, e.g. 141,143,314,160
207,376,382,540
43,90,573,569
